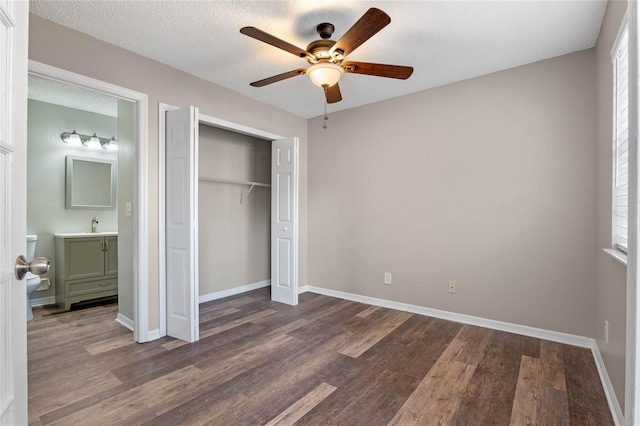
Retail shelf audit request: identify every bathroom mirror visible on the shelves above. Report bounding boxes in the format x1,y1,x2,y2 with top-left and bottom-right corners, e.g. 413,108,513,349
66,155,117,209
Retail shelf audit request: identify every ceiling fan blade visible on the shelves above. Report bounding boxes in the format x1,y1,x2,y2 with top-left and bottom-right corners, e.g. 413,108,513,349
324,83,342,104
329,8,391,58
240,27,309,58
250,69,307,87
342,62,413,79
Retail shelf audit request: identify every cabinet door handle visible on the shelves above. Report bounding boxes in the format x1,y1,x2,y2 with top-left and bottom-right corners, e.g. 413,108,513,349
105,241,109,252
98,281,110,287
100,241,105,252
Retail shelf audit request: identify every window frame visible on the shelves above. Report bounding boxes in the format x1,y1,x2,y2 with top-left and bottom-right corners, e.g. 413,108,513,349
612,16,630,256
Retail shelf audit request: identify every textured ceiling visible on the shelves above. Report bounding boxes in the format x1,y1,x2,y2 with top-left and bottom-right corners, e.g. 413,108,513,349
29,1,607,119
28,74,118,117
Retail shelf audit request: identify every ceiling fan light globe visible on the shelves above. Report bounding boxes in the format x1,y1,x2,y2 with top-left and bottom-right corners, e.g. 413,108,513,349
307,63,343,88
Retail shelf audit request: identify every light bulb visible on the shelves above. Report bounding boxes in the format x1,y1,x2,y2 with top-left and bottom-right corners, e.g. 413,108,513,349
64,130,82,147
86,134,101,149
107,137,118,151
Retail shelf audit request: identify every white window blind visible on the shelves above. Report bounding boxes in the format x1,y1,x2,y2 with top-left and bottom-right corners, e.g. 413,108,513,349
614,27,629,253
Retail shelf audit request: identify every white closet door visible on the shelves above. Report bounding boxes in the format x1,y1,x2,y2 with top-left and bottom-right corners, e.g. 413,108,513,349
166,106,199,342
271,137,299,305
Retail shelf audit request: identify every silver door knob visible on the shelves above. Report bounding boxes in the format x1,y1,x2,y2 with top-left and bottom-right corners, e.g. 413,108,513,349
15,255,50,280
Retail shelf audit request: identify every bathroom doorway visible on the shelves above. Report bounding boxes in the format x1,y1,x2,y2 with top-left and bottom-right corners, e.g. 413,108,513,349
25,61,149,341
26,73,134,324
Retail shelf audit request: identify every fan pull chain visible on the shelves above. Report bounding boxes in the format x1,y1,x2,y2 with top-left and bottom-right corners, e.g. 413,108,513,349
323,87,329,129
323,103,328,129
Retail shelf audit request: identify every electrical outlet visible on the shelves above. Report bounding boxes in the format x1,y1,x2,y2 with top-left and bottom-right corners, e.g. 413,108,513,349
605,320,609,343
448,280,456,293
384,272,392,285
125,202,132,217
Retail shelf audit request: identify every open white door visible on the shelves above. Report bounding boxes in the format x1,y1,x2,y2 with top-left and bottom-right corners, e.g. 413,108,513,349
271,137,299,305
1,0,29,423
165,106,199,343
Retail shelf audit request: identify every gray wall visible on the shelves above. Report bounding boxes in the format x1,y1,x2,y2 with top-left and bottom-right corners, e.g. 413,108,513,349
308,49,597,337
117,100,135,321
198,125,271,296
595,0,627,412
27,99,117,301
29,14,309,330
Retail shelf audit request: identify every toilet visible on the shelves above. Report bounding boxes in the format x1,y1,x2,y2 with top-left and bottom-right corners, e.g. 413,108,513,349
26,234,41,321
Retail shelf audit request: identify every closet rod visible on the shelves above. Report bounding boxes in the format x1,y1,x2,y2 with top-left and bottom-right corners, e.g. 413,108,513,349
199,177,271,204
198,177,271,188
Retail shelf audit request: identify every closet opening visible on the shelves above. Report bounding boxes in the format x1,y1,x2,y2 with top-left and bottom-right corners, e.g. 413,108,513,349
198,124,272,303
159,104,299,343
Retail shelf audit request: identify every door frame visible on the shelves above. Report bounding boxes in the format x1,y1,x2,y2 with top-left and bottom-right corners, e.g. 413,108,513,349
28,61,150,342
158,103,292,337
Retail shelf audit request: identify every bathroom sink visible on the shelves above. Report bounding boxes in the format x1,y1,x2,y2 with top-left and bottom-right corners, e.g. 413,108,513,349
54,232,118,238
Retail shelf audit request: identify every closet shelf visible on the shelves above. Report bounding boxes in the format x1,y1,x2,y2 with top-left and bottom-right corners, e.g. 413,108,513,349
199,177,271,204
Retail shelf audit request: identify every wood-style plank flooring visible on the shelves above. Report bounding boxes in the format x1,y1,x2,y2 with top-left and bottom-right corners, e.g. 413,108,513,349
27,288,613,425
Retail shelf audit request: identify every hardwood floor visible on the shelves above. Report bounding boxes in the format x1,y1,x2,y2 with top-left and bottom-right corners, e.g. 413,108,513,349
27,288,614,425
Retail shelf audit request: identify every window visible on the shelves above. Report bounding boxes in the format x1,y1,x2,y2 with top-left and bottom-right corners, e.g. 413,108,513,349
613,24,629,253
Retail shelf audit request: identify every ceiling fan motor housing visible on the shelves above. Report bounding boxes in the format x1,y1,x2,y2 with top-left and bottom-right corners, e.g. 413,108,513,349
306,39,337,62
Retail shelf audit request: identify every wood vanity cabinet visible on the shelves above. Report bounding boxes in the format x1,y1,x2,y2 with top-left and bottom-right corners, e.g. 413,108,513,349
55,235,118,310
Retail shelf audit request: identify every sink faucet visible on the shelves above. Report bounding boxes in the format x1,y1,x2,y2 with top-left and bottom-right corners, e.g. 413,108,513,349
91,217,99,233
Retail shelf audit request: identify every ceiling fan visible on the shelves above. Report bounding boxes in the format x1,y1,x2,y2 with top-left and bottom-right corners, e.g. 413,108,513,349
240,8,414,104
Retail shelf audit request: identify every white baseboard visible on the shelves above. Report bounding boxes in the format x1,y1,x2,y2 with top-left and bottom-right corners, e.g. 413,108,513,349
199,280,271,304
591,342,625,426
305,285,592,348
115,313,134,331
29,296,55,307
298,285,309,294
147,328,161,341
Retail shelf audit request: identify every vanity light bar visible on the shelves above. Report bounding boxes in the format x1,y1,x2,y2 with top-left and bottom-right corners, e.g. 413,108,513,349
61,130,118,151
